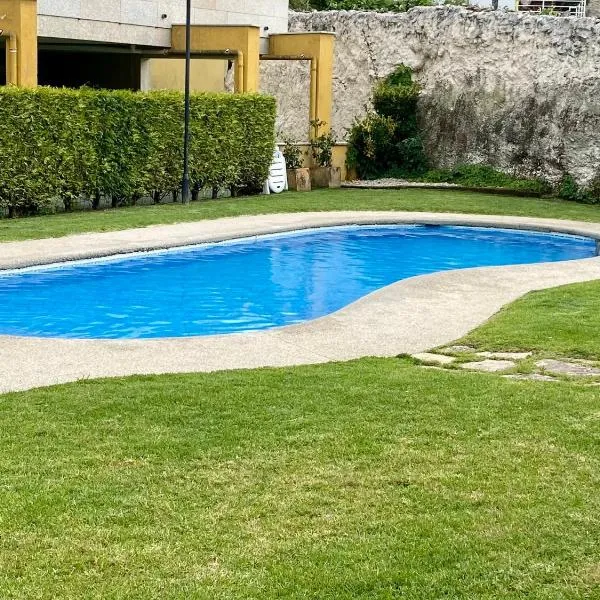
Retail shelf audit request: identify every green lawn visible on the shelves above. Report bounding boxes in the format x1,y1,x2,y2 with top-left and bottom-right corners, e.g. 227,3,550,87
2,280,600,598
458,280,600,359
3,190,600,597
1,360,599,599
2,187,600,242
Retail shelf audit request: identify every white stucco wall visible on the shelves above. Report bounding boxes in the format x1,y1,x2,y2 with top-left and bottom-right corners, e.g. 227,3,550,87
262,7,600,184
37,0,289,47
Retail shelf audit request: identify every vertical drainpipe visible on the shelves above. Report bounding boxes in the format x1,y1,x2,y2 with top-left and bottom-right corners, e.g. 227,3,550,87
3,33,18,85
309,57,318,138
236,51,245,93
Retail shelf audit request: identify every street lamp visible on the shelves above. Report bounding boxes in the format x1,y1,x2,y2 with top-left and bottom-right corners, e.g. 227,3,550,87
181,0,192,204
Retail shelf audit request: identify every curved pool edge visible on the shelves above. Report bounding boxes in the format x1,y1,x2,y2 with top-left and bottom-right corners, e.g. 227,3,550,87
2,210,600,272
2,211,600,393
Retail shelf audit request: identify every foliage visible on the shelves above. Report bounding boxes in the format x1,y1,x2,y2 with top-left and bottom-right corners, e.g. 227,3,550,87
290,0,434,11
289,0,469,11
309,120,336,167
289,0,315,8
555,173,598,204
347,65,428,179
421,164,551,194
0,87,276,217
372,68,420,126
280,137,305,170
585,173,600,203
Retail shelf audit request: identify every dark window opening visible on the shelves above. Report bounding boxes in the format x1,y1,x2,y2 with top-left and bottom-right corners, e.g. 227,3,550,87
38,49,141,90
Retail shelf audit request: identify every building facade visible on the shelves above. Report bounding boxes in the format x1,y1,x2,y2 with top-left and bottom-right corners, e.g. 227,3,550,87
2,0,289,89
37,0,288,48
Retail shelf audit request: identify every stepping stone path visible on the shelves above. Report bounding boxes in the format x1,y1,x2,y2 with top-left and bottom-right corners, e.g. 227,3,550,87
504,373,558,382
460,359,516,373
477,351,532,360
412,352,456,365
535,359,600,377
442,345,476,353
411,347,600,382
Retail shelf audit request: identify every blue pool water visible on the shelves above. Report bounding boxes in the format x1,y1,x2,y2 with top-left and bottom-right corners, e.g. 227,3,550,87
0,225,596,339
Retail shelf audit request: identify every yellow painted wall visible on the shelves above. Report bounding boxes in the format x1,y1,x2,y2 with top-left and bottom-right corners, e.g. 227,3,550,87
268,33,335,138
0,0,37,86
147,58,226,92
171,25,260,93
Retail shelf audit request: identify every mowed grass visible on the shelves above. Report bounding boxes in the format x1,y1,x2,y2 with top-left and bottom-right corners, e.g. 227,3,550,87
459,280,600,359
3,190,600,597
2,187,600,242
1,358,600,599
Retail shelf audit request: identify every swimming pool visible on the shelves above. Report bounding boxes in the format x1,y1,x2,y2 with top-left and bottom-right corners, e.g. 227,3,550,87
0,224,596,339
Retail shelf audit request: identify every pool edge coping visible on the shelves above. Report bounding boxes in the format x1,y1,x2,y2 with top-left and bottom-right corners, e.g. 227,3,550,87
2,210,600,271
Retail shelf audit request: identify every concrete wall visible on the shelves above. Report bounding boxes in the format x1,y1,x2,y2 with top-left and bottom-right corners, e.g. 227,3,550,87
587,0,600,16
37,0,288,47
143,58,227,92
263,7,600,184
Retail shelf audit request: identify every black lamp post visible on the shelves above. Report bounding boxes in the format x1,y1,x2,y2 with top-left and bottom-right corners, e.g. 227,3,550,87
181,0,192,204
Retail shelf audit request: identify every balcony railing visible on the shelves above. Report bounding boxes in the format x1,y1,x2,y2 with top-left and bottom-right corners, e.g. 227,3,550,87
516,0,587,17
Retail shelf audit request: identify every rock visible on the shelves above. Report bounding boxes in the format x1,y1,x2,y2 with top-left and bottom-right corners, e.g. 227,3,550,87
504,373,558,382
535,359,600,377
460,359,516,373
412,352,456,365
441,345,476,354
477,351,533,360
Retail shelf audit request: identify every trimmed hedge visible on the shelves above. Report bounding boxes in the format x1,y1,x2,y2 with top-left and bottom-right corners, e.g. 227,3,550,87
0,87,276,216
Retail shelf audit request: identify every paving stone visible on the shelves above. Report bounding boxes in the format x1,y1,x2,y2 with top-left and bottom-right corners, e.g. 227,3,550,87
504,373,558,382
441,345,476,354
477,351,533,360
412,352,456,365
536,359,600,377
460,359,516,373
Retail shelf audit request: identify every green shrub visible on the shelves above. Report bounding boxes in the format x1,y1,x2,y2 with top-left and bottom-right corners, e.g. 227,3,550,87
280,137,304,170
421,164,551,194
585,174,600,204
554,173,600,205
557,173,587,203
0,87,276,217
373,81,420,123
309,120,336,168
347,65,428,179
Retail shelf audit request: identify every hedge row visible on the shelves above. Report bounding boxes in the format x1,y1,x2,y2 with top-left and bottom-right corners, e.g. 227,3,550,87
0,87,276,216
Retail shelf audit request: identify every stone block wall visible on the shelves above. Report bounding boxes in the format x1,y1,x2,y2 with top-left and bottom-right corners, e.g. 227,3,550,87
262,7,600,183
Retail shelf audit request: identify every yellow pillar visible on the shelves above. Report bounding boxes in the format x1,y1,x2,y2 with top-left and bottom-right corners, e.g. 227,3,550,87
267,32,335,139
171,25,260,93
0,0,37,86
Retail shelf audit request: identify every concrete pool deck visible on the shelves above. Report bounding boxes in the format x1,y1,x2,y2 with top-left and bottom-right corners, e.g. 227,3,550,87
1,211,600,393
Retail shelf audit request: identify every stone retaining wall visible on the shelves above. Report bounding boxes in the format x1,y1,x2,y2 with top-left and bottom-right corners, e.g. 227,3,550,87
261,7,600,183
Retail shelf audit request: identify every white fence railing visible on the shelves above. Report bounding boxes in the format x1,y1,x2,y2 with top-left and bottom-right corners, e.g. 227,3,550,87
516,0,587,17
